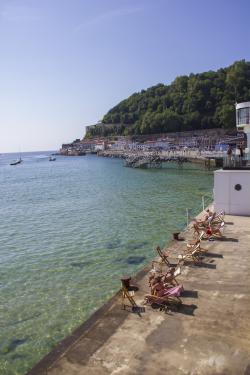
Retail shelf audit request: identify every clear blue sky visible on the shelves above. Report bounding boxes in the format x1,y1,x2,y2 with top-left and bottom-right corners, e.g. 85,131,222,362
1,0,250,152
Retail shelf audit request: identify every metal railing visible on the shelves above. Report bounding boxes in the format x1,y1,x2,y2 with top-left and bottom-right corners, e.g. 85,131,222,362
223,155,250,169
186,194,213,227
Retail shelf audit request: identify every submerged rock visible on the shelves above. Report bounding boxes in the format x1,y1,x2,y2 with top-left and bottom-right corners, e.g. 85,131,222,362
70,261,90,269
126,256,145,265
127,241,148,250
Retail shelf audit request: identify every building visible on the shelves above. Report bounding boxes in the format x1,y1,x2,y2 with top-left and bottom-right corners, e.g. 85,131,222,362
236,101,250,150
214,101,250,215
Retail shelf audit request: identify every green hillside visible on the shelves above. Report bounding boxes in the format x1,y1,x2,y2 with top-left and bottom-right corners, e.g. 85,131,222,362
86,60,250,138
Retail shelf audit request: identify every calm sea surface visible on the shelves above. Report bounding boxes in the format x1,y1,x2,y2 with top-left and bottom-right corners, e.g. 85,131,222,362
0,152,213,374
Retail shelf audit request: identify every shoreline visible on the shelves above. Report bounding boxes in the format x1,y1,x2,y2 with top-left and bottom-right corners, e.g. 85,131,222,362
97,149,220,168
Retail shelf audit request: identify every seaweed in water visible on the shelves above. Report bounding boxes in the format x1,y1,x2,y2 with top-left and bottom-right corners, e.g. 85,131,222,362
70,261,91,269
1,338,27,354
127,241,148,250
126,256,146,265
106,240,121,249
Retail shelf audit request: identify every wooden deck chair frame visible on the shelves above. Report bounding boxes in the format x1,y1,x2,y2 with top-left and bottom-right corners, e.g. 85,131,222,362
186,231,205,253
161,266,181,287
144,293,182,309
155,245,171,267
212,210,225,224
178,248,202,265
121,286,137,310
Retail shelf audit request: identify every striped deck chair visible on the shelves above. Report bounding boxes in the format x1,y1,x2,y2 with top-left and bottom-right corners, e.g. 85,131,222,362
144,285,183,309
148,266,181,294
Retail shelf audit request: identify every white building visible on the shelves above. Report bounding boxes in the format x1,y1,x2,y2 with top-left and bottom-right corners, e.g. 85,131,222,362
94,141,106,151
214,101,250,216
236,102,250,149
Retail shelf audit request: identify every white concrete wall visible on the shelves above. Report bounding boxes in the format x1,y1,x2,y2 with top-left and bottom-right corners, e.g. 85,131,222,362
214,170,250,216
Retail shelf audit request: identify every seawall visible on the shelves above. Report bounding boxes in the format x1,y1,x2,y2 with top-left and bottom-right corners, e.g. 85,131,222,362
27,211,250,375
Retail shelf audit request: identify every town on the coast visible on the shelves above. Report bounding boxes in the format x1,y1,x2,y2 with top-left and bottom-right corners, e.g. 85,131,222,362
60,61,250,169
59,127,246,168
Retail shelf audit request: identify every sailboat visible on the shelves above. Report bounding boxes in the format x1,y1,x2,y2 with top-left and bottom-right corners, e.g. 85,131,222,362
10,153,22,165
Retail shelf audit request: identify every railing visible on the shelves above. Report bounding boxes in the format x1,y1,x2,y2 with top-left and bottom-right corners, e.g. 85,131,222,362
223,155,250,169
186,194,213,227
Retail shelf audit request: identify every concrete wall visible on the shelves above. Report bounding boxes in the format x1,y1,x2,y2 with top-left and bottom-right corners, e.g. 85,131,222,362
214,169,250,215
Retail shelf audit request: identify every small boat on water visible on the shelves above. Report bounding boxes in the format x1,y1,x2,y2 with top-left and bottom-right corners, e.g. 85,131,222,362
49,156,56,161
10,157,22,166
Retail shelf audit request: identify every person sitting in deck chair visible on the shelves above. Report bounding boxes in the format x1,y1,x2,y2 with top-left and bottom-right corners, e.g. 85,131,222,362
149,267,179,291
151,276,183,297
144,284,183,307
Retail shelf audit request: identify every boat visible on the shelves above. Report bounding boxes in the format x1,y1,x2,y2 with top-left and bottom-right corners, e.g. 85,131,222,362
10,157,22,166
49,156,56,161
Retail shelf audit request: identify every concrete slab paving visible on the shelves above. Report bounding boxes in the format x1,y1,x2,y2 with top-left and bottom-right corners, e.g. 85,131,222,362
27,214,250,375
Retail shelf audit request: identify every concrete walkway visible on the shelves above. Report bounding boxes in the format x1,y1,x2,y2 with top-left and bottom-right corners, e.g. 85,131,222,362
28,215,250,375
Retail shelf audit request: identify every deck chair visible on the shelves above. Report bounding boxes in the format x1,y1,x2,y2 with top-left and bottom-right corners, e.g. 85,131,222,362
201,221,225,239
161,266,181,286
178,247,202,265
186,231,206,253
149,266,181,294
121,286,138,310
144,285,183,309
211,210,225,224
209,221,225,238
154,245,171,267
193,212,215,229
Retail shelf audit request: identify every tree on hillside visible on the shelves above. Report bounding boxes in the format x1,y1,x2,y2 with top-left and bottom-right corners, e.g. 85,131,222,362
85,60,250,138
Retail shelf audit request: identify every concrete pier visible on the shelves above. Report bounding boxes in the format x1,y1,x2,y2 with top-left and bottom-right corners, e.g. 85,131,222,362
27,214,250,375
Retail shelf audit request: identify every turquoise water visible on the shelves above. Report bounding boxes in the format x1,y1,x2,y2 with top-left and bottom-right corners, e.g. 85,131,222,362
0,152,213,374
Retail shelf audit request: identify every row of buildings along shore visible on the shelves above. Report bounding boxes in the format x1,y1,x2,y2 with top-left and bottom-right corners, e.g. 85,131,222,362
59,128,245,156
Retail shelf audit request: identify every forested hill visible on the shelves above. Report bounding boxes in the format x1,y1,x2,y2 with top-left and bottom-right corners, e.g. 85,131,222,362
86,60,250,138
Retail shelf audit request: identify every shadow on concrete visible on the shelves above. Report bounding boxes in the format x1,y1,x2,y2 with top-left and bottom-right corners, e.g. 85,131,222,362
225,222,234,225
182,290,198,298
190,262,217,269
149,302,197,316
167,303,198,316
204,252,223,259
123,305,146,317
213,237,239,242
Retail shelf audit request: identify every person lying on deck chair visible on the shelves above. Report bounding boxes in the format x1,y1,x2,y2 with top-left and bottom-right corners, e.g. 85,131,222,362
151,276,183,297
151,276,173,296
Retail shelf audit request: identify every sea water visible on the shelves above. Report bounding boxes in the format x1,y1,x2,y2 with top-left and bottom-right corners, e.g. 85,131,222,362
0,152,213,374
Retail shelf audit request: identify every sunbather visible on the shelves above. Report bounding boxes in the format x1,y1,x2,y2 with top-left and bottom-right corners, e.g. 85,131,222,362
151,273,182,295
149,265,181,294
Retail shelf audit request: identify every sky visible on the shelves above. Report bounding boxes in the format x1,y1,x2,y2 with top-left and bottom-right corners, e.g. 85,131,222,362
0,0,250,152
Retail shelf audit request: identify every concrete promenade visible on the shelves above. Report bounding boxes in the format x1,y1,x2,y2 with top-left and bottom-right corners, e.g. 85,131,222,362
28,214,250,375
